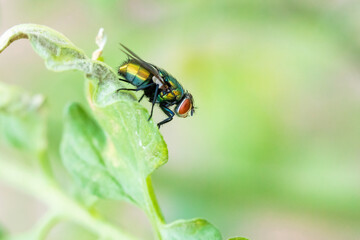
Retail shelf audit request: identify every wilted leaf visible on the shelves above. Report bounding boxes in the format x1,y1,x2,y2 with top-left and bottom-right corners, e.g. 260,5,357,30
160,218,222,240
0,82,46,153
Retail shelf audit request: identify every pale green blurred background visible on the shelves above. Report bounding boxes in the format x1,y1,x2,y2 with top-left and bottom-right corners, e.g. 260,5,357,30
1,0,360,239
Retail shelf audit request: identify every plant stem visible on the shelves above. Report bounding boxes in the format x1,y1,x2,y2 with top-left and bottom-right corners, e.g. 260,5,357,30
37,148,54,183
34,211,60,240
144,177,165,240
0,159,137,240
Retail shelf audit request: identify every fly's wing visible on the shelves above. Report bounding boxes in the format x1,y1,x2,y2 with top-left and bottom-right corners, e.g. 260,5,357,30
119,43,167,87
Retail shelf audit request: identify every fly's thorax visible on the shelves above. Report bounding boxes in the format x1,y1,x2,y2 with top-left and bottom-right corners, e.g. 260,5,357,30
157,85,184,102
159,75,184,101
157,91,171,102
118,60,151,86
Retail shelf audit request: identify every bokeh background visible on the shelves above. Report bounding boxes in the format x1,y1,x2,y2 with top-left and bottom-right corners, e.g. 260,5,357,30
1,0,360,239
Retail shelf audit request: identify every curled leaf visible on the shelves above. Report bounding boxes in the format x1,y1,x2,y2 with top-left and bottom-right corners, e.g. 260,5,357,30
0,24,87,71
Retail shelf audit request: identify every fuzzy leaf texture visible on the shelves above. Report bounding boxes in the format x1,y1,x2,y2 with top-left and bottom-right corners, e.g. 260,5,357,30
0,24,228,240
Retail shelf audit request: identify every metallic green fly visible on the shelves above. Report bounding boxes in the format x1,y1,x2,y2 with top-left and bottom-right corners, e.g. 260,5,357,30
117,44,195,128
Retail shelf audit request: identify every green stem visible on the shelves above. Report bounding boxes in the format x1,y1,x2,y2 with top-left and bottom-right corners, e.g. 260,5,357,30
34,212,60,240
0,159,137,240
37,148,54,182
144,176,165,240
0,212,59,240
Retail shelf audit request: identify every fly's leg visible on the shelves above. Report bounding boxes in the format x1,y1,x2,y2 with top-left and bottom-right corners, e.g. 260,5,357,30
118,79,151,102
118,78,131,83
116,82,155,93
157,103,175,128
148,84,159,121
117,81,163,124
138,93,145,102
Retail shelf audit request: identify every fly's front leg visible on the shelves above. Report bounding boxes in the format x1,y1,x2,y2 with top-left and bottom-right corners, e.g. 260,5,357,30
158,103,175,128
148,84,159,121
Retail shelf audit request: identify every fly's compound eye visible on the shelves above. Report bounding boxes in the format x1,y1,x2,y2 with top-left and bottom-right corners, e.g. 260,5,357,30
175,97,193,118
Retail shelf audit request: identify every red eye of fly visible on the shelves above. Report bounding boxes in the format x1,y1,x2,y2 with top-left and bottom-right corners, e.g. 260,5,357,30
176,98,192,117
179,99,191,114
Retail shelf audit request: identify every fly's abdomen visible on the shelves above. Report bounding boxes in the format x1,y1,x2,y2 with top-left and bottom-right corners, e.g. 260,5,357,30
118,61,151,86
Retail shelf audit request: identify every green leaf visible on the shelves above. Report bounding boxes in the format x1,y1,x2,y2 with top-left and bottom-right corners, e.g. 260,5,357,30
0,82,46,153
0,24,87,72
228,238,249,240
88,80,168,206
61,103,130,200
62,92,168,207
160,218,222,240
0,24,168,207
0,24,119,93
0,24,233,240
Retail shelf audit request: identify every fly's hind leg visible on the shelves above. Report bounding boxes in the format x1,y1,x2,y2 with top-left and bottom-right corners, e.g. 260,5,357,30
118,78,131,84
137,79,151,102
116,82,155,93
138,93,145,102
